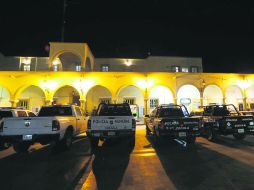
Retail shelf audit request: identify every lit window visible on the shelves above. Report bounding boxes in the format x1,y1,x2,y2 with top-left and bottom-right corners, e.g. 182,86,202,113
191,66,198,72
172,66,180,72
100,98,111,104
53,65,58,71
76,65,81,71
101,65,109,72
182,67,189,72
23,64,30,71
150,98,159,108
123,98,135,105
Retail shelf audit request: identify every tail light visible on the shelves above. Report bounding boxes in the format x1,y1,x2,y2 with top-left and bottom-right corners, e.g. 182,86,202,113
158,121,164,129
52,120,60,131
88,119,91,129
0,121,4,132
132,119,136,130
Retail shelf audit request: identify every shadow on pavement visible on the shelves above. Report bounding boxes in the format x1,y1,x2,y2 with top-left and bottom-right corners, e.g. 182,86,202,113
146,135,254,190
92,138,134,190
0,138,90,190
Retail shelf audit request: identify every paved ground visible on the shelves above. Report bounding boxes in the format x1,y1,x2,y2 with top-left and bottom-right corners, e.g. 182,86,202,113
1,126,254,190
79,125,254,190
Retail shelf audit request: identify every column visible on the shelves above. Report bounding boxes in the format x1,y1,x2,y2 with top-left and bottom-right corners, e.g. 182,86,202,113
9,100,19,107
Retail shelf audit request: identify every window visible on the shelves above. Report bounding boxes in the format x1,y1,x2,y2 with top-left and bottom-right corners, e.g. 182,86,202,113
23,64,30,71
172,66,180,72
182,67,189,72
17,111,27,117
53,65,58,71
75,107,82,116
101,64,109,72
123,98,135,105
18,100,29,109
191,66,198,73
150,98,159,108
99,98,111,104
76,65,81,71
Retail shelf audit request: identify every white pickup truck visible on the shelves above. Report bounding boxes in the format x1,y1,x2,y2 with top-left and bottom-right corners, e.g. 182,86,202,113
0,105,87,153
87,103,136,149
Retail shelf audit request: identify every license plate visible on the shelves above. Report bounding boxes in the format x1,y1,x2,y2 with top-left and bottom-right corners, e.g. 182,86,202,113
108,132,115,136
238,129,245,133
93,133,100,137
179,132,186,137
22,135,32,141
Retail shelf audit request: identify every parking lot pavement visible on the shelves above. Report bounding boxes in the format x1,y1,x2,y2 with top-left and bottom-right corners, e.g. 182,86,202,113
79,125,254,190
0,137,91,190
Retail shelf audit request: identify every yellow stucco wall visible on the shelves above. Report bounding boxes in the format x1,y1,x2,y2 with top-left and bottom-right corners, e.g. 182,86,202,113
0,71,253,113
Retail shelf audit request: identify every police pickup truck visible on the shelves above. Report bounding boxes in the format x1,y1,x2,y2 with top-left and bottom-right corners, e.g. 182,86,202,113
202,104,254,141
145,104,201,144
0,105,86,153
87,103,136,148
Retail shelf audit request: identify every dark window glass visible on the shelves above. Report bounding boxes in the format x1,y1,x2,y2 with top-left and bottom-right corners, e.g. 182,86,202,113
158,108,184,117
17,111,27,117
97,104,132,116
0,111,13,119
38,107,73,116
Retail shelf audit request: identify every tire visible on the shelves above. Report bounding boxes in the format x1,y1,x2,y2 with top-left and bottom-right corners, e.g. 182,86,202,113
233,133,246,140
146,125,151,136
206,127,217,141
13,142,30,153
56,129,73,151
0,140,10,150
187,136,196,144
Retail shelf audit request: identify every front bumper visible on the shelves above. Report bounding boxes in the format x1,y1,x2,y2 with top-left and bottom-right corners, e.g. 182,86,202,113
1,134,60,144
87,130,135,139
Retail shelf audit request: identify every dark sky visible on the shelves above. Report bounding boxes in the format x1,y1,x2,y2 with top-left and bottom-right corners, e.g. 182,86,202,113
1,0,254,73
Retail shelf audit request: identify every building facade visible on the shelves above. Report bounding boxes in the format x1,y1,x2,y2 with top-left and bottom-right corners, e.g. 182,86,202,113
0,42,253,118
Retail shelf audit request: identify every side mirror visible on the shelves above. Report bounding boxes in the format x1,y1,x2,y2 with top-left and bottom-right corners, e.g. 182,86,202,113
145,114,149,118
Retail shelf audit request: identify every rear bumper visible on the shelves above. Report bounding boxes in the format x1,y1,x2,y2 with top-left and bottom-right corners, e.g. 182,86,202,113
159,130,200,139
87,130,135,139
1,134,60,144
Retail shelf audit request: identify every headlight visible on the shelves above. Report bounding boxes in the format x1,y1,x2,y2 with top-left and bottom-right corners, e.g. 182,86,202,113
249,121,254,126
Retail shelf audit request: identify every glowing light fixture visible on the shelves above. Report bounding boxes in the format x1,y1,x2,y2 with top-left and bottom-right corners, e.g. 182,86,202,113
74,79,95,94
52,58,61,65
136,79,154,89
236,80,250,90
41,80,58,93
21,57,31,65
124,59,132,67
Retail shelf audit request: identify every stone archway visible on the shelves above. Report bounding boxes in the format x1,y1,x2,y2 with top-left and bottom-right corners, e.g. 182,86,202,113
203,85,223,105
148,85,174,113
86,86,112,114
177,84,200,112
117,85,144,117
53,86,80,106
17,85,45,113
0,86,11,107
225,85,243,110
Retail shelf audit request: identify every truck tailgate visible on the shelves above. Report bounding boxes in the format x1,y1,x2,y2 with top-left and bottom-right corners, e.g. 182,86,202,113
91,116,133,130
2,117,55,135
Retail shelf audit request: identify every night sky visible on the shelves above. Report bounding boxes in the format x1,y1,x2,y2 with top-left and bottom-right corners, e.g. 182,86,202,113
1,0,254,73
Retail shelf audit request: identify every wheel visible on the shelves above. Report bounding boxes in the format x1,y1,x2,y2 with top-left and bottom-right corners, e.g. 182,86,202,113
13,142,30,153
187,136,196,144
233,133,246,140
56,129,73,151
90,137,99,149
146,125,151,136
0,140,11,150
206,127,217,141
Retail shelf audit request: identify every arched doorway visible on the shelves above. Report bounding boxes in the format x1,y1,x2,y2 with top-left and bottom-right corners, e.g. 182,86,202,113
86,86,112,114
177,84,200,112
203,85,223,105
117,85,144,118
53,86,80,106
246,85,254,110
0,86,11,107
225,85,243,110
17,85,45,113
55,52,82,71
148,85,174,113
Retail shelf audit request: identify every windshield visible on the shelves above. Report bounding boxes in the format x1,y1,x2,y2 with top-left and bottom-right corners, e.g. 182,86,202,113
204,105,239,116
0,111,13,119
38,107,73,117
158,105,189,117
97,104,132,116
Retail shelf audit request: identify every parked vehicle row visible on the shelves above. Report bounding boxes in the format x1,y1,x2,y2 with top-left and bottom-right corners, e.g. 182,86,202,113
0,105,87,153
